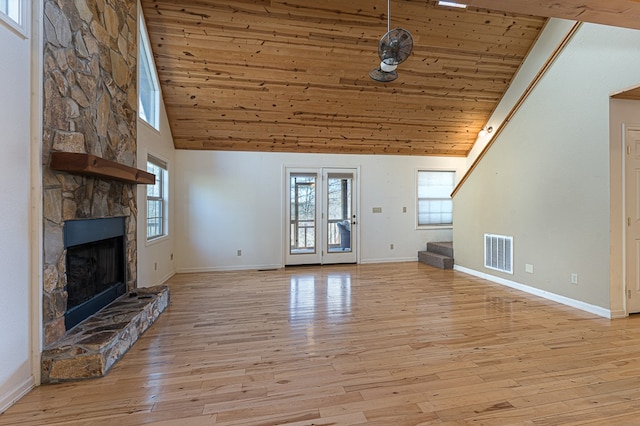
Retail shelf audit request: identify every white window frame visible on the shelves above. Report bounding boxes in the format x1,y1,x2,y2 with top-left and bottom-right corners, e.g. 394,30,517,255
138,8,160,130
0,0,28,38
416,169,455,229
146,154,168,242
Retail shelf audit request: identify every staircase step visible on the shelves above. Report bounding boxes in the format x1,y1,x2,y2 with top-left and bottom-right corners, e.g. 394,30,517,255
418,250,454,270
426,241,454,258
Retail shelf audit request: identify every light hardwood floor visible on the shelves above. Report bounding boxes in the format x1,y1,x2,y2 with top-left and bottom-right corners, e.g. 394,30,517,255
3,262,640,425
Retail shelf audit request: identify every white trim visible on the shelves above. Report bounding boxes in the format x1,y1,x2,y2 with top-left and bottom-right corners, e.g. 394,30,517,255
415,168,456,229
0,0,28,38
360,257,417,264
610,309,627,319
29,0,44,386
137,4,160,130
146,152,169,242
282,165,361,266
417,225,453,231
454,265,614,319
137,115,161,134
620,123,640,316
0,377,34,414
145,233,169,247
621,123,632,315
621,123,628,315
177,264,283,273
146,270,175,288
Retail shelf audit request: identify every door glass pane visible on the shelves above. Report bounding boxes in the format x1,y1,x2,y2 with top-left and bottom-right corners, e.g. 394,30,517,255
290,174,317,254
327,173,352,253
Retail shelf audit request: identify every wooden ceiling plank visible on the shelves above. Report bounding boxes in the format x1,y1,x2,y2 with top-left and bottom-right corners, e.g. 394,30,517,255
141,0,548,156
464,0,640,30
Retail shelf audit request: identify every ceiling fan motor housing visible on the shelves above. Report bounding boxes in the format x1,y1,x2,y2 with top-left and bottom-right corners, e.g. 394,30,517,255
370,28,414,82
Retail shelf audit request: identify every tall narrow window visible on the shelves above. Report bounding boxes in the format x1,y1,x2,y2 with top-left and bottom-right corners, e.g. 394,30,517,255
417,170,455,227
138,13,160,129
147,155,167,240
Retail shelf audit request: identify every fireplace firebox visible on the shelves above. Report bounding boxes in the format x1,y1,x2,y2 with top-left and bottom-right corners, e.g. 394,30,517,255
63,217,127,330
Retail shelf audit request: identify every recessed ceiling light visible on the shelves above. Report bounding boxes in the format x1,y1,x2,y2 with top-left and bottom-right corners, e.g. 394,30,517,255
438,1,468,8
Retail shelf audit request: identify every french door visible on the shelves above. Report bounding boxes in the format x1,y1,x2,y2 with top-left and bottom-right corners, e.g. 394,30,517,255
285,168,357,265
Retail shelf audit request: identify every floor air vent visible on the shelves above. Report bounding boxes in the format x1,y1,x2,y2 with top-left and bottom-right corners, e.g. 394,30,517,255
484,234,513,274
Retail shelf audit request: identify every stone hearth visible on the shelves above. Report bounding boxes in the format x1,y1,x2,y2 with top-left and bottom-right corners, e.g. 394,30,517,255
42,285,169,383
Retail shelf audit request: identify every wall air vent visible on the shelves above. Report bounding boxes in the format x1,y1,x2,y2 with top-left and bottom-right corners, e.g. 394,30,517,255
484,234,513,274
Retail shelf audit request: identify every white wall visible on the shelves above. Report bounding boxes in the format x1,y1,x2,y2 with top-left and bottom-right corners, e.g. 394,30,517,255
136,102,176,287
466,19,577,167
0,18,36,412
453,23,640,316
175,151,466,271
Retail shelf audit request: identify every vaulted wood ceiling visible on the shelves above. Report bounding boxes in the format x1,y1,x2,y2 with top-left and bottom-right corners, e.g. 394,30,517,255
140,0,640,156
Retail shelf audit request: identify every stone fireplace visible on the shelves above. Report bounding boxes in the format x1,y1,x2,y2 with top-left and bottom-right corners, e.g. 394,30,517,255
42,0,138,347
41,0,168,382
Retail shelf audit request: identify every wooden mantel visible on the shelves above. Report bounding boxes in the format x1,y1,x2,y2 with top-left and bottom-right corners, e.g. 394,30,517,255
50,152,155,185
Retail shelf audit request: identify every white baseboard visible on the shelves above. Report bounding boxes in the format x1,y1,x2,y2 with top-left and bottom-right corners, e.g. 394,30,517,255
610,309,628,319
454,265,614,319
360,257,417,264
176,264,283,273
155,270,176,286
1,376,34,414
138,270,176,288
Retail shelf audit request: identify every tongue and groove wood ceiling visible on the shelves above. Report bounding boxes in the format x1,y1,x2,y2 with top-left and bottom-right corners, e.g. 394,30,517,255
140,0,640,156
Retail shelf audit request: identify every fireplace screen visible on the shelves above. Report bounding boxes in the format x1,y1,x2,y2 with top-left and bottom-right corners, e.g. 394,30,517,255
64,217,127,330
66,236,124,309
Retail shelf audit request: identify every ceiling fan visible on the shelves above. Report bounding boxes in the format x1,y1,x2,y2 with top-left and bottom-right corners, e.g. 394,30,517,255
369,0,414,82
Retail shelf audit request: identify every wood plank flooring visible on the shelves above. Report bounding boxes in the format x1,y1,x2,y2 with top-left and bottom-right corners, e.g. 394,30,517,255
3,262,640,425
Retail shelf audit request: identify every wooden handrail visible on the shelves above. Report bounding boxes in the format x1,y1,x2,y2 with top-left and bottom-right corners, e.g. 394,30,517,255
451,22,582,198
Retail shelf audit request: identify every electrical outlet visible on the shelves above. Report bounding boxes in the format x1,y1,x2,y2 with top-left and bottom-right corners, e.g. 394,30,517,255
402,207,407,213
525,264,534,274
237,249,242,256
571,273,578,285
390,243,394,250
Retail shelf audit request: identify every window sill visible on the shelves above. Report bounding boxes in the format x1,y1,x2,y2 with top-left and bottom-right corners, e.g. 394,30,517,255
0,11,28,39
416,225,453,231
138,117,161,133
146,234,169,247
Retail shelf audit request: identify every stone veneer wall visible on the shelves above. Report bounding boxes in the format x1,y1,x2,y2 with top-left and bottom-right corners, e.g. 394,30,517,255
42,0,138,346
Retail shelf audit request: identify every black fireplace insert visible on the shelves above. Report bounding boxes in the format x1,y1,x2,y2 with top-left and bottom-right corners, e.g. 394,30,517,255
64,217,127,330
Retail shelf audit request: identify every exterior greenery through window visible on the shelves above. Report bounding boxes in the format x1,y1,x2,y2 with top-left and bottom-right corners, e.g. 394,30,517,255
290,174,316,251
147,155,167,240
138,13,159,129
417,170,455,226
